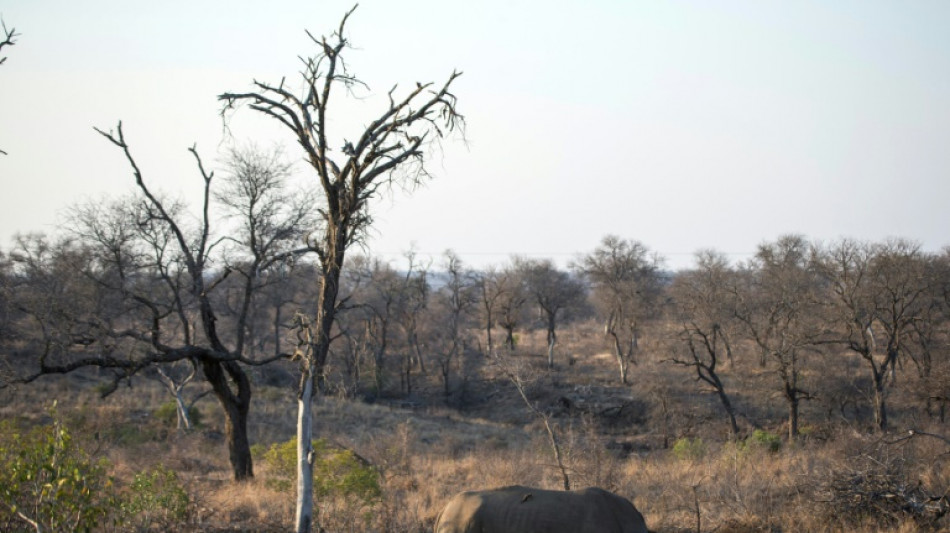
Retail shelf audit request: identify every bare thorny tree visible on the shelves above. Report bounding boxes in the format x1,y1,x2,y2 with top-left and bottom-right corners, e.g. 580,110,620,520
732,235,822,441
0,19,15,64
579,235,663,385
668,250,741,440
11,134,318,481
516,258,586,369
218,7,463,532
812,238,934,431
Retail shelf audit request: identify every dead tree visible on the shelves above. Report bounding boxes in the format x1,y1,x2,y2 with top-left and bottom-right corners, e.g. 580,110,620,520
218,7,463,533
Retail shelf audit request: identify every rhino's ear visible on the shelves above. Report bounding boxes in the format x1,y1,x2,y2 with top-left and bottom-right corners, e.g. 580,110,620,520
520,493,533,503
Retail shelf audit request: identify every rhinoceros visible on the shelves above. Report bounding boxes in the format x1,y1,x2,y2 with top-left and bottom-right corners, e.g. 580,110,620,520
434,485,648,533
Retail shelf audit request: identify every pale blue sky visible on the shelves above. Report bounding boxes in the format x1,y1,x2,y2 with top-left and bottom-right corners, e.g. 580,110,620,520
1,1,948,270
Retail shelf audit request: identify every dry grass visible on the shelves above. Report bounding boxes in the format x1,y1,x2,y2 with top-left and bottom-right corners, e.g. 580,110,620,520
2,319,950,532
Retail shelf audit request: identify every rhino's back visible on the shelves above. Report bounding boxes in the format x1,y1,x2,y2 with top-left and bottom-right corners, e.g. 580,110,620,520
435,486,647,533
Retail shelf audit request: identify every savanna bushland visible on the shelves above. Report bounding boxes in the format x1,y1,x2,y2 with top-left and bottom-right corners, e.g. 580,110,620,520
2,9,950,533
3,234,950,532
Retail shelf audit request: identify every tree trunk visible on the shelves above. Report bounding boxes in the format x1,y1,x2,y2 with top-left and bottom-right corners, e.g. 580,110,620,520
202,360,253,481
408,330,428,375
174,387,191,431
295,369,315,533
610,332,628,385
787,395,799,441
503,326,516,350
706,369,739,440
616,353,628,385
546,315,557,369
441,347,455,397
873,372,888,431
293,247,343,533
225,399,253,480
373,344,386,394
718,389,740,440
273,305,283,357
403,351,412,396
295,229,345,532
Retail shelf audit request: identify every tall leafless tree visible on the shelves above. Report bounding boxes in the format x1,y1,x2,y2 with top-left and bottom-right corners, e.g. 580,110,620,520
474,266,505,356
812,239,886,429
10,140,315,482
215,144,317,354
475,264,527,356
345,255,401,395
812,238,935,431
431,250,478,397
733,235,822,440
516,257,586,369
218,7,463,532
394,251,430,393
578,235,663,384
871,239,932,383
669,249,740,439
495,262,529,351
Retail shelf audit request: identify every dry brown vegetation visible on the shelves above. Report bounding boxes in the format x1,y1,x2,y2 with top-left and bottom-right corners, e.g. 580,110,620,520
3,317,950,532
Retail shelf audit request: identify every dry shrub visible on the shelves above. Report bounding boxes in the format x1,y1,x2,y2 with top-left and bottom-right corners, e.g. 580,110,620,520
200,479,289,529
624,440,838,532
562,415,624,491
815,437,950,531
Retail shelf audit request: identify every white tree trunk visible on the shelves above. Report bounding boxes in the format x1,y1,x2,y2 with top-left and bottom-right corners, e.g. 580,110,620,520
174,388,192,431
295,370,315,533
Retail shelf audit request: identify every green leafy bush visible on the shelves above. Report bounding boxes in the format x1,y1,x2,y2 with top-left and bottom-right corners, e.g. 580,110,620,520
672,437,706,460
262,438,380,501
250,442,268,459
745,429,782,453
0,406,192,532
261,437,381,530
0,409,118,532
121,465,190,529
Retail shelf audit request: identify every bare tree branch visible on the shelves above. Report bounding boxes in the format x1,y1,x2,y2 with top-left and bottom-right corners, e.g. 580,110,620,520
0,18,17,66
0,17,19,155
